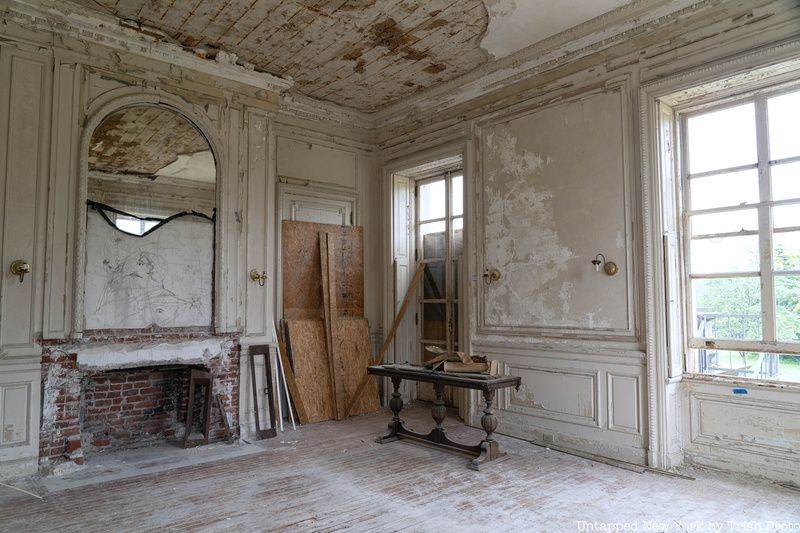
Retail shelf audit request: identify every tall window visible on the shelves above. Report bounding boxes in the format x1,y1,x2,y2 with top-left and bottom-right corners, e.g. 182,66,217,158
682,86,800,382
416,171,463,364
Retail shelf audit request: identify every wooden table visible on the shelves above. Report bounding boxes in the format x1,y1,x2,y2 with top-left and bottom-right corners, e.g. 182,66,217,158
367,364,521,470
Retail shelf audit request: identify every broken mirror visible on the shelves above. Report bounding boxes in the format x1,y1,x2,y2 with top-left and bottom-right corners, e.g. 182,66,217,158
84,105,217,330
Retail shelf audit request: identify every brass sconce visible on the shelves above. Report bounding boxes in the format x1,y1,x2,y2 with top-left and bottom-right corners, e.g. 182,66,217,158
483,267,502,285
591,254,618,276
249,269,267,286
9,260,31,283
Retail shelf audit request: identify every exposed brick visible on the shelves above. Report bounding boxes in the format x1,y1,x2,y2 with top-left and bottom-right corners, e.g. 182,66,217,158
40,334,241,462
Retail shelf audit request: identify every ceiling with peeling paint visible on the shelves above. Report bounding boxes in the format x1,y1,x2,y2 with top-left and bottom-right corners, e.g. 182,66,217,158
89,105,214,181
73,0,634,112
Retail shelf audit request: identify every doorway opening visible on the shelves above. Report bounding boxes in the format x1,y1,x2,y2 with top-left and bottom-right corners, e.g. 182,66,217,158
390,155,464,405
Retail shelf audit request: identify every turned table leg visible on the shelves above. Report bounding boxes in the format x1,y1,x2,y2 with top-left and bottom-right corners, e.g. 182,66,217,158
376,377,403,443
469,389,506,470
431,382,446,443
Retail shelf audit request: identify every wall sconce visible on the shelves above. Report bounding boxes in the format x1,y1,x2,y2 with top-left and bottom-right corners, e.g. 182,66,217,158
249,269,267,286
591,254,618,276
483,267,502,285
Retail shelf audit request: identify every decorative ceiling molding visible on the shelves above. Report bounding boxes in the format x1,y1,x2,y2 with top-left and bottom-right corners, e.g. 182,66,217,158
369,0,707,128
2,0,293,95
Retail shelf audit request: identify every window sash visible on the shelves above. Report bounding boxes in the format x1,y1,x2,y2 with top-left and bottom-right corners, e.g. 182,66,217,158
680,90,800,355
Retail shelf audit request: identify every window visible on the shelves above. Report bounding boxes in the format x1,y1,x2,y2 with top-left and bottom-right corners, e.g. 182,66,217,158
113,214,159,236
416,170,463,368
681,86,800,382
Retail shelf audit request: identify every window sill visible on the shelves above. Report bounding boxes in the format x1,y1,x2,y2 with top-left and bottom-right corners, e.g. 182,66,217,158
682,372,800,391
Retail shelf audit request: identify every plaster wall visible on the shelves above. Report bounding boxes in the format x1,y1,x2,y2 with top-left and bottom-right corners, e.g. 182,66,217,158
379,0,800,478
0,4,378,474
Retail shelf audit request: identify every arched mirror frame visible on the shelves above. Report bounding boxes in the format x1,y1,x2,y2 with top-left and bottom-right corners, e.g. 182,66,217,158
73,89,225,337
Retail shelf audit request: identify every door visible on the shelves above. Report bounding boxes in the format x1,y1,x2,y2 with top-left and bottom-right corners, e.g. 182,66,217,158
416,171,464,402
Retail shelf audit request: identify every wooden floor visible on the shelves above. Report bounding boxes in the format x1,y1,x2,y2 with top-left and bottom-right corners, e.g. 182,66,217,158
0,406,797,532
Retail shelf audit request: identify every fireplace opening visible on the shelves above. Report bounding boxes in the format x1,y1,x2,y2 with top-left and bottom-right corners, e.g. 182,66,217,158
81,365,199,451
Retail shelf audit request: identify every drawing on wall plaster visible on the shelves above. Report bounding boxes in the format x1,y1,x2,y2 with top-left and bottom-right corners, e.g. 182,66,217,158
482,89,629,331
84,211,213,329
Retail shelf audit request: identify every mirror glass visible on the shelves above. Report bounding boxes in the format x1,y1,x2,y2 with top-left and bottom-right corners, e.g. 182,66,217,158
84,105,216,330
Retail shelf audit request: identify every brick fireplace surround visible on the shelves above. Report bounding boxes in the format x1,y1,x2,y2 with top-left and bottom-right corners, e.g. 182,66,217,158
39,333,240,468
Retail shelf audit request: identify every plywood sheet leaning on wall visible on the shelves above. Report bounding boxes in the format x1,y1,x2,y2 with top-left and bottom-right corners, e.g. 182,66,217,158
284,319,335,423
332,317,380,416
282,220,364,319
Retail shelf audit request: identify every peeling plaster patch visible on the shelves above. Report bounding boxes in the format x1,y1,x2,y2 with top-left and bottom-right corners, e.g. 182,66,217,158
481,0,631,60
483,127,573,326
481,90,628,331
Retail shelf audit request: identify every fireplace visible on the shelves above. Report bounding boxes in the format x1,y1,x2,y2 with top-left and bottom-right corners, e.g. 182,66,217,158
81,366,190,450
39,334,240,468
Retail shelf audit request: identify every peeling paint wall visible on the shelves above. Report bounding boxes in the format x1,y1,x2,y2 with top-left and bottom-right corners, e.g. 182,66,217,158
481,88,630,332
378,0,800,476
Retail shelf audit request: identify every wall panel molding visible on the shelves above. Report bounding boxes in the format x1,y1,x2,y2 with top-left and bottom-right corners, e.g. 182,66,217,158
474,80,639,341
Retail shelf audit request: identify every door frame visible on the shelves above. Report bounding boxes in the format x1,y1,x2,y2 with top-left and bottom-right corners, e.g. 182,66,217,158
274,181,358,321
381,140,472,408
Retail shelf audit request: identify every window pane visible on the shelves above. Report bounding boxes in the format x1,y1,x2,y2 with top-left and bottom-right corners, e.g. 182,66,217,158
774,204,800,229
689,169,759,210
420,221,446,259
422,303,446,341
422,261,445,300
690,208,758,237
772,161,800,201
692,277,761,340
774,231,800,271
419,180,446,221
691,349,797,381
775,275,800,343
691,235,759,274
451,174,463,216
452,217,463,257
687,103,757,174
768,89,800,161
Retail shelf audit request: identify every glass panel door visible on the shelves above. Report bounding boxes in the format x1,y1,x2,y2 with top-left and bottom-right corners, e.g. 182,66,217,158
416,172,463,402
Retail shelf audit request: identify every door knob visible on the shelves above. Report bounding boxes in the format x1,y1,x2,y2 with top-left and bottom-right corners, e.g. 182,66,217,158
10,260,31,283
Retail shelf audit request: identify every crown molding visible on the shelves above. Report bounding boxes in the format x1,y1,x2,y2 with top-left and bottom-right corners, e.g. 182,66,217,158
368,0,707,129
278,91,375,132
2,0,293,95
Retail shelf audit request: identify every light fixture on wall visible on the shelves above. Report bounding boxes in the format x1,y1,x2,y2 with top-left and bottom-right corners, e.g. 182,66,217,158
250,269,268,286
483,267,502,285
591,254,618,276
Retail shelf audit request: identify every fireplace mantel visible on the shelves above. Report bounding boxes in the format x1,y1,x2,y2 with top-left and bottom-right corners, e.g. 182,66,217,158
74,338,232,372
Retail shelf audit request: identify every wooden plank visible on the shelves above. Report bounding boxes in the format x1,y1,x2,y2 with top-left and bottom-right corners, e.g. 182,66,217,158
333,317,380,416
276,319,309,424
320,232,346,420
344,262,425,417
281,220,363,320
285,319,335,423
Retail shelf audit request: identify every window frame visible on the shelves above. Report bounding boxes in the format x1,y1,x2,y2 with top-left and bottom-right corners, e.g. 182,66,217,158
414,169,464,356
678,82,800,358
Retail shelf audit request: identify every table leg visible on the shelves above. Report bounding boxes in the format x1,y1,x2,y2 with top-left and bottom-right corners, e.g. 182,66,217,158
376,377,403,444
431,382,446,443
469,389,506,470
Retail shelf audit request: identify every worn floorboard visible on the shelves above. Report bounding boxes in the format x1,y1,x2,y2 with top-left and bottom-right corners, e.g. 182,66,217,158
0,406,797,532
